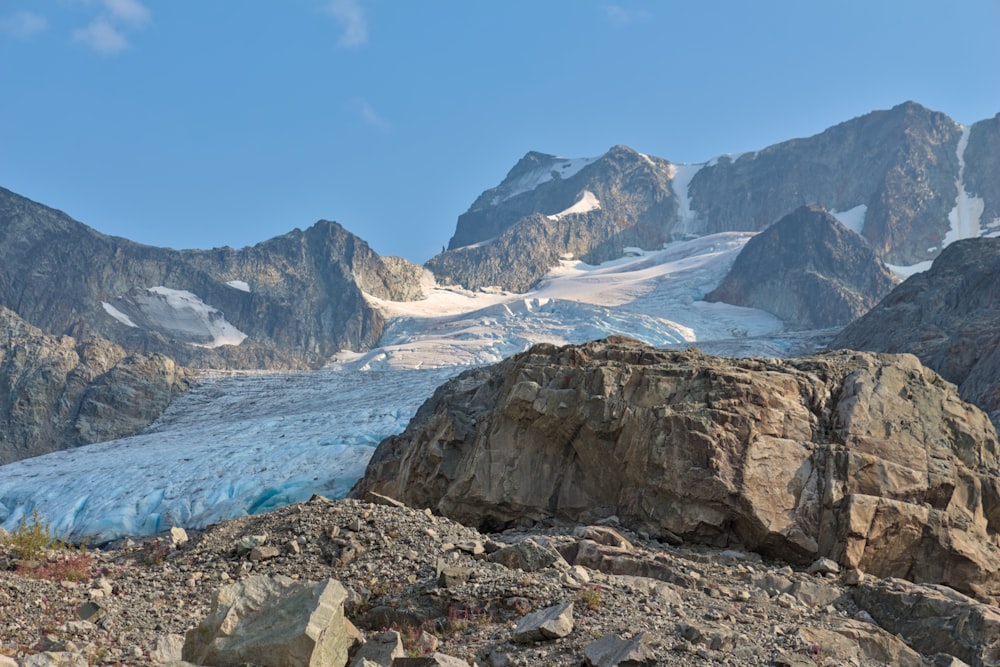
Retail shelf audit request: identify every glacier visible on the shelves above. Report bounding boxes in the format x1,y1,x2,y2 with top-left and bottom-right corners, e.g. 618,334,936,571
0,233,831,542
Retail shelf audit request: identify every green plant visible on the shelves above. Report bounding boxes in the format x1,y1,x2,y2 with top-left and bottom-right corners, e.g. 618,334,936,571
19,551,95,582
578,584,603,610
4,509,54,561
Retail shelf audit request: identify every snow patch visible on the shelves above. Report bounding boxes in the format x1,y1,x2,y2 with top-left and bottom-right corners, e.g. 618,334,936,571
671,163,703,233
831,204,867,236
944,125,985,247
226,280,251,292
547,190,601,220
887,261,934,279
102,302,138,328
494,156,598,204
140,287,247,348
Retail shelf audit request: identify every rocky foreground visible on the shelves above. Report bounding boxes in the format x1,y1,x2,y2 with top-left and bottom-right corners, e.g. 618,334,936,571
2,493,998,667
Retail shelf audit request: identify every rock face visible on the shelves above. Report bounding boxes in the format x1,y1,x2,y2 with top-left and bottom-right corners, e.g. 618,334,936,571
0,187,422,370
430,102,999,292
0,306,189,464
705,205,898,329
831,237,1000,425
426,145,678,292
352,337,1000,596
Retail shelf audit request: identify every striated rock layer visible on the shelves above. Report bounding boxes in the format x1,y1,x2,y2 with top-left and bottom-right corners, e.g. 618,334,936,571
353,337,1000,596
0,307,189,464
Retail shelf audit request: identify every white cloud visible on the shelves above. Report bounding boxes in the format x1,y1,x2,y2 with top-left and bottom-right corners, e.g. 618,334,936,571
73,17,128,55
604,4,650,26
352,97,390,133
0,10,49,38
325,0,368,48
103,0,151,27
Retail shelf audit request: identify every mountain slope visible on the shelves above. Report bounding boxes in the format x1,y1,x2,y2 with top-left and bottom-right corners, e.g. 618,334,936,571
0,306,189,464
705,206,898,329
0,187,423,369
831,237,1000,425
429,102,995,293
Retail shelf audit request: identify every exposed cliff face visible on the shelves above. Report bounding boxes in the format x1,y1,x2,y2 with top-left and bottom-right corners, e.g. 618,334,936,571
0,187,423,369
831,237,1000,425
353,337,1000,596
0,307,190,464
427,146,679,292
705,206,899,329
431,102,995,293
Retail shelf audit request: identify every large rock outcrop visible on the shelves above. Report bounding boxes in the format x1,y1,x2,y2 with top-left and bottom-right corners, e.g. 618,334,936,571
705,205,898,328
0,187,423,369
832,237,1000,425
0,307,189,464
353,337,1000,596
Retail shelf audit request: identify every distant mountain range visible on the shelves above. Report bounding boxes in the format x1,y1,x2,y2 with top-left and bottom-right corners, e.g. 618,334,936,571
2,100,999,461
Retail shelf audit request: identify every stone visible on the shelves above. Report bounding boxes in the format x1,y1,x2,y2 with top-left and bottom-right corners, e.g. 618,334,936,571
853,577,1000,666
170,526,189,547
182,574,350,667
512,601,574,643
249,545,281,562
754,572,794,597
20,653,88,667
806,557,840,576
573,526,633,550
364,491,407,508
790,578,841,607
392,654,471,666
796,619,923,667
772,652,816,667
436,561,473,588
237,534,269,555
0,657,17,667
149,633,185,664
583,631,657,666
488,539,567,572
76,601,105,625
353,338,1000,596
348,630,403,667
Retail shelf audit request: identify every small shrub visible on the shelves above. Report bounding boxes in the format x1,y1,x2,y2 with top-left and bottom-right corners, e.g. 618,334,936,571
578,584,603,610
4,509,54,561
18,551,95,582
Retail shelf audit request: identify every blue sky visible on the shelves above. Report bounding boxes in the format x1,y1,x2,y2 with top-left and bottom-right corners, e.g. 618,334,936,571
2,1,998,262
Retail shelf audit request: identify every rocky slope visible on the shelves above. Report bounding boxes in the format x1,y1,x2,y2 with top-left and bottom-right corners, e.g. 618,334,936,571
832,237,1000,426
3,495,998,666
0,187,423,370
0,307,190,465
353,337,1000,599
705,206,898,329
428,101,998,293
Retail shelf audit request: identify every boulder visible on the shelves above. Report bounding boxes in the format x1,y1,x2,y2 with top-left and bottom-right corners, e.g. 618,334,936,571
583,631,658,666
348,630,403,667
353,338,1000,596
512,601,574,643
853,577,1000,667
182,574,350,667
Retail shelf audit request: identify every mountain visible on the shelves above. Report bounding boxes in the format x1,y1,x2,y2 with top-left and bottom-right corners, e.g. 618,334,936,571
831,237,1000,425
0,306,189,464
704,205,899,329
428,102,997,292
352,337,1000,597
0,187,423,369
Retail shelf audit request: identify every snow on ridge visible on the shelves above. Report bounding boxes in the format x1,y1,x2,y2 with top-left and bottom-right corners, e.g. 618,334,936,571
944,125,985,247
226,280,251,292
494,155,598,204
547,190,601,221
831,204,867,236
101,302,138,328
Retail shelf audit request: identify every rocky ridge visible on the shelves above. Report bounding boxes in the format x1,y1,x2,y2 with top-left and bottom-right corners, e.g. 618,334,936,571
0,187,423,370
353,337,1000,599
428,102,999,293
705,205,899,329
0,306,190,465
832,237,1000,426
2,494,998,666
